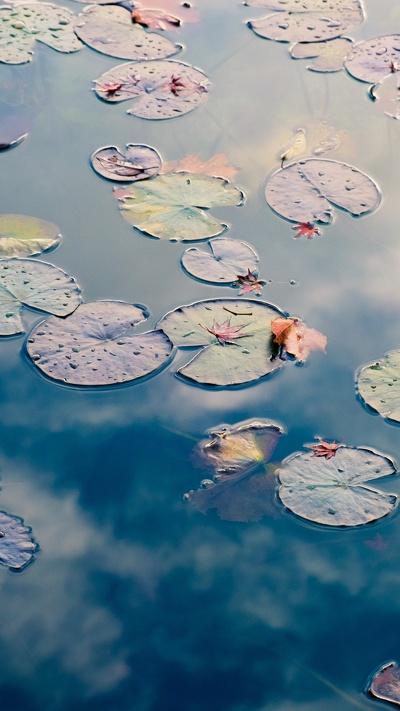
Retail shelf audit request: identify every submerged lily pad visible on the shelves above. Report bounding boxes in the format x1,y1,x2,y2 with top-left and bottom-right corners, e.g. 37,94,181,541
0,215,61,257
157,298,285,386
117,174,244,241
74,5,180,61
344,35,400,84
277,445,398,527
290,38,353,73
368,661,400,706
0,114,29,150
0,258,81,336
91,144,162,182
370,73,400,120
265,159,381,224
357,350,400,423
0,511,37,570
0,3,82,64
94,60,209,120
181,238,259,283
26,300,173,386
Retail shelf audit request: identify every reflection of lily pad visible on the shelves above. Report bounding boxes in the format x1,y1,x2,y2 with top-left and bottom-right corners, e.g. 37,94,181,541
91,144,162,182
0,511,38,569
157,298,285,386
117,174,244,241
27,301,173,386
0,258,81,336
345,35,400,84
368,661,400,706
94,60,209,120
357,350,400,423
290,38,353,73
277,446,398,527
0,215,61,257
265,159,381,224
181,238,259,284
0,3,82,64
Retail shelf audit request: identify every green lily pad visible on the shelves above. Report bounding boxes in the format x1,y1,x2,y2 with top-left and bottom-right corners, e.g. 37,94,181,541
116,173,244,241
277,445,398,527
0,511,38,570
0,258,81,336
157,298,285,386
0,215,61,257
357,350,400,423
0,3,83,64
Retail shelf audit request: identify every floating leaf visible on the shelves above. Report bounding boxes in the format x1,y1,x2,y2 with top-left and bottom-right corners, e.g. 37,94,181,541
91,144,162,182
0,215,61,257
0,511,37,570
131,7,181,31
292,222,319,239
368,661,400,706
181,238,259,284
131,0,200,23
0,258,81,336
74,5,180,61
357,350,400,423
162,153,239,180
248,0,364,44
271,316,327,362
279,128,306,167
116,173,244,241
277,445,398,527
94,59,209,120
236,270,266,296
370,73,400,120
305,437,340,460
0,114,29,150
344,35,400,84
0,3,82,64
27,300,173,386
265,159,381,224
157,298,285,386
290,37,353,72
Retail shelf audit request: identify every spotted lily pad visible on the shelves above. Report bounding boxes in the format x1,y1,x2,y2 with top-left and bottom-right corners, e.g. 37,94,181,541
344,35,400,84
265,159,381,224
357,350,400,423
74,5,180,61
0,3,82,64
94,60,209,120
0,215,61,257
368,661,400,706
117,174,244,241
290,37,353,72
91,144,162,182
26,300,173,386
277,445,398,527
370,73,400,120
0,511,38,570
247,0,364,44
157,298,285,386
0,258,81,336
181,238,259,283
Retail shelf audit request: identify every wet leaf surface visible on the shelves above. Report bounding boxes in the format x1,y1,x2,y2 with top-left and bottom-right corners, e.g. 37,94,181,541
26,300,173,386
0,511,37,570
368,661,400,706
131,7,181,31
0,114,29,150
161,153,239,180
278,445,398,527
181,238,259,284
271,316,327,362
344,35,400,84
116,173,244,241
357,350,400,423
0,215,61,257
290,37,353,72
370,73,400,120
0,258,81,336
91,144,162,182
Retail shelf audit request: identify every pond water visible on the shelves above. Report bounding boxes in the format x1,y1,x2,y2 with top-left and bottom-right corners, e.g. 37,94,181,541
1,0,400,708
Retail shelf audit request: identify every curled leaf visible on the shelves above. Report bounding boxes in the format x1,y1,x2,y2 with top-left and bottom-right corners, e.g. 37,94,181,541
0,511,38,570
368,661,400,706
91,144,162,182
305,438,340,460
271,317,327,362
0,215,61,257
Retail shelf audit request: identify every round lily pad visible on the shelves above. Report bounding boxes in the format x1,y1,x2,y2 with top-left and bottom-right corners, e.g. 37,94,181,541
277,446,398,527
181,238,259,283
0,215,61,257
368,661,400,706
357,350,400,423
345,35,400,84
290,38,353,73
26,300,173,386
0,511,38,570
0,258,81,336
91,144,162,182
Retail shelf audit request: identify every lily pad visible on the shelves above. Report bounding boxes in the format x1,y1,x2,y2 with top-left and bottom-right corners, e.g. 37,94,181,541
368,661,400,706
290,38,353,72
0,258,81,336
0,511,38,570
0,114,29,150
91,144,162,182
248,0,364,44
73,5,180,61
357,350,400,423
181,238,259,284
370,73,400,120
344,35,400,84
277,445,398,527
0,215,61,257
0,3,82,64
157,298,285,386
94,60,209,120
26,300,173,386
116,174,244,241
265,159,381,224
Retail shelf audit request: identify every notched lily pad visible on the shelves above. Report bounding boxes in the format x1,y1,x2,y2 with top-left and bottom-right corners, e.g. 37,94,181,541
277,445,398,527
94,60,209,120
370,73,400,120
0,3,82,65
368,661,400,706
91,144,162,182
26,300,173,386
0,258,81,336
0,215,61,257
0,511,38,570
344,35,400,84
357,350,400,423
74,5,181,61
116,173,244,241
265,159,381,225
181,238,259,284
290,37,353,72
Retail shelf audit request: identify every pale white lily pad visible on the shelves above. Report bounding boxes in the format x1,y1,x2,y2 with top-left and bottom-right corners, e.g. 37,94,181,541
370,73,400,120
290,37,353,72
94,60,209,120
0,215,61,257
117,174,244,241
357,350,400,423
74,5,180,61
345,35,400,84
368,661,400,706
265,159,381,224
181,238,259,283
91,144,162,182
0,3,82,64
0,258,81,336
277,446,398,527
0,511,38,570
26,300,173,386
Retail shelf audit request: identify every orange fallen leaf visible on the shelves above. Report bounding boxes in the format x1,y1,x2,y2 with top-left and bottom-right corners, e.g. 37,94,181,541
271,317,326,362
161,153,239,180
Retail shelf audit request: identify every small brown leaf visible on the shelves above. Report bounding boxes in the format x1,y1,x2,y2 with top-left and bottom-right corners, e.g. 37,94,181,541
161,153,239,180
305,438,340,460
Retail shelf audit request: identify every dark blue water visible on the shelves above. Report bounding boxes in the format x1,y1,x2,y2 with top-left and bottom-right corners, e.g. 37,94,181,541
1,0,400,708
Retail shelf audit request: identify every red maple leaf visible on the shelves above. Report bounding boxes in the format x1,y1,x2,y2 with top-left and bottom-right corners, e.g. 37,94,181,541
305,437,340,460
95,80,123,96
292,222,319,239
236,270,266,295
163,74,186,96
200,318,252,345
